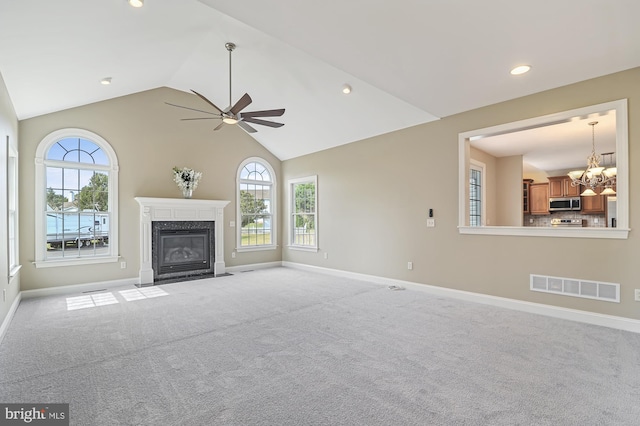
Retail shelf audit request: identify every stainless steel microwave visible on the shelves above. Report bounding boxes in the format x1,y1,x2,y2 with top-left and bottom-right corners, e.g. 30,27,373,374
549,197,581,211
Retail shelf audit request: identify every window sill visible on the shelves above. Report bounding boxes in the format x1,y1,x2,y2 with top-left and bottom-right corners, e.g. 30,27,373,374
236,245,278,253
9,264,22,277
34,256,120,268
287,245,319,252
458,226,630,239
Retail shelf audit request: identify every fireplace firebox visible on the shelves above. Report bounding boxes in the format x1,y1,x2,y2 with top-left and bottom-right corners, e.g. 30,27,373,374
152,221,215,282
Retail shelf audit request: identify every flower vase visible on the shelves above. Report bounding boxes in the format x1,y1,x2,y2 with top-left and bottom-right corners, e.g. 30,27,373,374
182,188,193,199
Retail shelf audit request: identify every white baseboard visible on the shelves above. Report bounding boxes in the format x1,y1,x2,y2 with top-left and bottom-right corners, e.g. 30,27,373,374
20,277,140,299
0,292,22,346
8,262,639,335
282,262,640,334
226,261,283,274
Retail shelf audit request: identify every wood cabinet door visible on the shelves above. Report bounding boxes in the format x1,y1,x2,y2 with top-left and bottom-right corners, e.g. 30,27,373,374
548,178,564,197
581,193,605,213
529,183,549,215
565,180,581,196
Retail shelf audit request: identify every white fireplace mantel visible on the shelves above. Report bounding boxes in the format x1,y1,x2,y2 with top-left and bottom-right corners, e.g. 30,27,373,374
135,197,230,284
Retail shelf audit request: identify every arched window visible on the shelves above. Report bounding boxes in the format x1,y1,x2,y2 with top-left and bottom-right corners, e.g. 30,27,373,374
236,158,276,251
35,128,119,267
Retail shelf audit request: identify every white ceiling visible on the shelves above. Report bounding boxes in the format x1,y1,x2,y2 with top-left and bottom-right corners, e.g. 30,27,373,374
1,0,639,160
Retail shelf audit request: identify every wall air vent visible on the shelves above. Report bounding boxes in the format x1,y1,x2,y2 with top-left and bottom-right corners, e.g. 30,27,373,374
530,274,619,303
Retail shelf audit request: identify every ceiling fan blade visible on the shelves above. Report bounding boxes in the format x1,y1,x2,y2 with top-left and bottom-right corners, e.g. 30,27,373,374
229,93,253,115
165,102,220,116
180,117,220,121
190,89,224,113
242,117,285,128
237,121,257,133
240,108,285,118
214,122,225,131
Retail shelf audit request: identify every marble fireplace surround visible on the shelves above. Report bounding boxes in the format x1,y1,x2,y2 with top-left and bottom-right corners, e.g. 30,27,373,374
135,197,230,284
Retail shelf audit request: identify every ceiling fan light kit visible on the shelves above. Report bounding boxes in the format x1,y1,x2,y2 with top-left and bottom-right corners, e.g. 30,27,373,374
166,42,285,134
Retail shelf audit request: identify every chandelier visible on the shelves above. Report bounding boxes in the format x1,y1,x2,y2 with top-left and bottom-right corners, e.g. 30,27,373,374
567,121,616,196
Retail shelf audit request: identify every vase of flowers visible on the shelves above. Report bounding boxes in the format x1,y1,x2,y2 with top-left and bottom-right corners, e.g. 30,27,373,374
172,166,202,199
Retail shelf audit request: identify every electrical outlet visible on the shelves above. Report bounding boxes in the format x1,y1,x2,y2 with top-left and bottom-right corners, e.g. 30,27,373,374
324,252,328,259
407,261,413,270
635,289,640,302
427,219,435,227
231,252,236,258
120,261,126,269
230,221,235,227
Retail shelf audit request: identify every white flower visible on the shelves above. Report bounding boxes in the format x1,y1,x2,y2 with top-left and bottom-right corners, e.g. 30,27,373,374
172,167,202,191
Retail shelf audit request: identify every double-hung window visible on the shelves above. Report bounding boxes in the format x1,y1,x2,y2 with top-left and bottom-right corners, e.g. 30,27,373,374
237,158,276,251
35,129,119,267
289,176,318,251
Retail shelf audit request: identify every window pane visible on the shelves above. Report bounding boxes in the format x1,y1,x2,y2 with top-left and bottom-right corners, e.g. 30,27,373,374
46,167,63,190
46,188,67,211
46,138,107,165
63,168,80,190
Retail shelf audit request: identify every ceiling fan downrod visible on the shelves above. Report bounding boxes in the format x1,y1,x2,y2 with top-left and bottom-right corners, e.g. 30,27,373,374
225,42,236,108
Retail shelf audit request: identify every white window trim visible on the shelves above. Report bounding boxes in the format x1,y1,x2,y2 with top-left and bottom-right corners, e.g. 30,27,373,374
458,99,629,239
469,160,486,227
7,141,20,277
288,175,318,252
236,157,277,252
34,128,119,267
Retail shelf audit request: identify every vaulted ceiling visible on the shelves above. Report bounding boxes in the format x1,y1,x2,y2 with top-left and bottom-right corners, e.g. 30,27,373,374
1,1,639,160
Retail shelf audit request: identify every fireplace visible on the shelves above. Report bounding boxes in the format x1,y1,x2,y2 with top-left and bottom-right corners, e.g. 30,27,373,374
135,197,230,285
152,221,214,281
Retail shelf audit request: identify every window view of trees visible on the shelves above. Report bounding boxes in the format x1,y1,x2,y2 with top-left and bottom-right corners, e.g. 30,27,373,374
291,178,317,248
240,190,267,227
238,160,275,248
77,173,108,211
46,187,68,210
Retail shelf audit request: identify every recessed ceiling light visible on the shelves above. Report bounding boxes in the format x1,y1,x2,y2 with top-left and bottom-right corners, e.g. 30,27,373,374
510,65,531,75
101,77,112,85
342,84,352,94
128,0,144,8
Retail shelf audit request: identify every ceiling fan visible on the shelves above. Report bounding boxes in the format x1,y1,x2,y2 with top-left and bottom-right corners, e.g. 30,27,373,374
166,42,285,133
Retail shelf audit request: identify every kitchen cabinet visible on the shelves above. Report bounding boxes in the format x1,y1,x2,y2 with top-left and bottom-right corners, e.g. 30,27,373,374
529,183,550,215
548,176,581,197
581,186,606,214
523,179,533,213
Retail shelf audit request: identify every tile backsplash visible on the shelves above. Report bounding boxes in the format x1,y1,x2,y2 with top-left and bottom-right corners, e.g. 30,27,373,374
524,212,608,227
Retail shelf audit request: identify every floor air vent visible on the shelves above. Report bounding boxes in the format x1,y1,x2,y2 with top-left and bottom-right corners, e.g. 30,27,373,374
530,274,619,303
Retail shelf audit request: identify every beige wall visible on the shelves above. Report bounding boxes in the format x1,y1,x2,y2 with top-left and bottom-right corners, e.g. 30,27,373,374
0,71,20,328
495,155,523,226
282,67,640,320
18,87,282,290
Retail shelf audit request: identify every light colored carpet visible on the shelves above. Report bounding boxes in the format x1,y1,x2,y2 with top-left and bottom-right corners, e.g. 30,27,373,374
1,267,639,425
